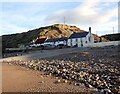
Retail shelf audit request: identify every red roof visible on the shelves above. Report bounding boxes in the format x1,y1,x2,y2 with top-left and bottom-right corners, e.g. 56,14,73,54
35,38,46,44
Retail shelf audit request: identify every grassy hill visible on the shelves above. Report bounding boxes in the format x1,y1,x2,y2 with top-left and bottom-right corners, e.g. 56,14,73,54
101,33,120,41
2,24,108,52
2,24,84,49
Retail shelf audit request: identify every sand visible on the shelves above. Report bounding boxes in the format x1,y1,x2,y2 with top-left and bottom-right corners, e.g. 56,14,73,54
2,63,92,92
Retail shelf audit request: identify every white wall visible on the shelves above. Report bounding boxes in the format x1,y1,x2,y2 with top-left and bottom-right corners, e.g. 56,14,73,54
44,42,54,45
44,41,67,46
67,38,76,47
88,41,119,47
67,38,85,47
67,32,94,47
72,38,77,46
82,38,88,47
86,32,94,43
84,32,94,47
55,41,66,46
77,38,81,47
67,39,71,46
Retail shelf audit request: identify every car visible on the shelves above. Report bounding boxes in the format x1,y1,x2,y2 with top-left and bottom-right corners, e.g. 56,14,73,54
43,44,56,49
39,44,44,50
57,44,66,49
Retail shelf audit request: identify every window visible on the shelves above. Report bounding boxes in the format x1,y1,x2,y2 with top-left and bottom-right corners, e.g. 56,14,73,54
81,39,83,46
89,36,91,42
71,39,72,46
76,38,77,44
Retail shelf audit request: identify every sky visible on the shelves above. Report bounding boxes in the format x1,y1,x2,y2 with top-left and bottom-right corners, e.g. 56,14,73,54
0,0,119,36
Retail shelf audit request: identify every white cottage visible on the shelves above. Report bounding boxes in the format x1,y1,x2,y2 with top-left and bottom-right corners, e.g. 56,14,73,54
67,27,94,47
44,37,68,46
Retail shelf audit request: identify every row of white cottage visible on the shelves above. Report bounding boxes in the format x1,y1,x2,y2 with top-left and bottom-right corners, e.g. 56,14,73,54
34,27,94,47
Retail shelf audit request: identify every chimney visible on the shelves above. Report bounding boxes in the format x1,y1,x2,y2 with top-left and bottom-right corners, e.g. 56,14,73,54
89,27,92,35
89,27,91,33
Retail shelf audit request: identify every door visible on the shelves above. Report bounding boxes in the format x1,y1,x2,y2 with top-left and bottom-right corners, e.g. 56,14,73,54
81,39,83,47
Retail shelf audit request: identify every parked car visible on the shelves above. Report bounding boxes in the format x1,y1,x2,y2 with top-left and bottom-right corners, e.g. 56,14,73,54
57,44,66,49
43,44,56,49
39,45,44,50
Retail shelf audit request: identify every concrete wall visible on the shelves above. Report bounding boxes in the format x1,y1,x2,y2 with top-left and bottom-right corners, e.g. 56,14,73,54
88,41,120,47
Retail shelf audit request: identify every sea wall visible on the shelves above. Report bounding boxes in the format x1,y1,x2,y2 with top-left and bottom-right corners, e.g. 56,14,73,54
88,41,120,47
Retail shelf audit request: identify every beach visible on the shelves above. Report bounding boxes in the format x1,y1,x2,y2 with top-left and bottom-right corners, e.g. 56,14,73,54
2,63,92,92
2,45,120,93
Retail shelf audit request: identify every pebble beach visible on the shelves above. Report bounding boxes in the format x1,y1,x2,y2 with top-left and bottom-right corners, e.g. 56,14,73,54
2,45,120,93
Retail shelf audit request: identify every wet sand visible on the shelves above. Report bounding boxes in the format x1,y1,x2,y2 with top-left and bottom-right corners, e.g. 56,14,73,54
2,63,92,92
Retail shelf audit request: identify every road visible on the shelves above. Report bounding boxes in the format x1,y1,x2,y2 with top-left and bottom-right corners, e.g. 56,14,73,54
1,47,89,61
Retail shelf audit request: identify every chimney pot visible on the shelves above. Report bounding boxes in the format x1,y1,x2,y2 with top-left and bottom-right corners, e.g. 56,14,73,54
89,27,91,32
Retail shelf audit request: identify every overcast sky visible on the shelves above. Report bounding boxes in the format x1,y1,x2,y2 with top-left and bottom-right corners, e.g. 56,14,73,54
0,0,119,36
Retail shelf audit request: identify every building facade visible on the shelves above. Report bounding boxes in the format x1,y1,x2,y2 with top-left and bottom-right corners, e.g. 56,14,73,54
67,29,94,47
44,37,68,46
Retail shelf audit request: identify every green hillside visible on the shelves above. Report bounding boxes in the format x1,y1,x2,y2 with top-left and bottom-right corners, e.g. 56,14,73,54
101,33,120,41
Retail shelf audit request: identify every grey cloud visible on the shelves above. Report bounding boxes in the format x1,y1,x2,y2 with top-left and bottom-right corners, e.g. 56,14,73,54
44,1,117,26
